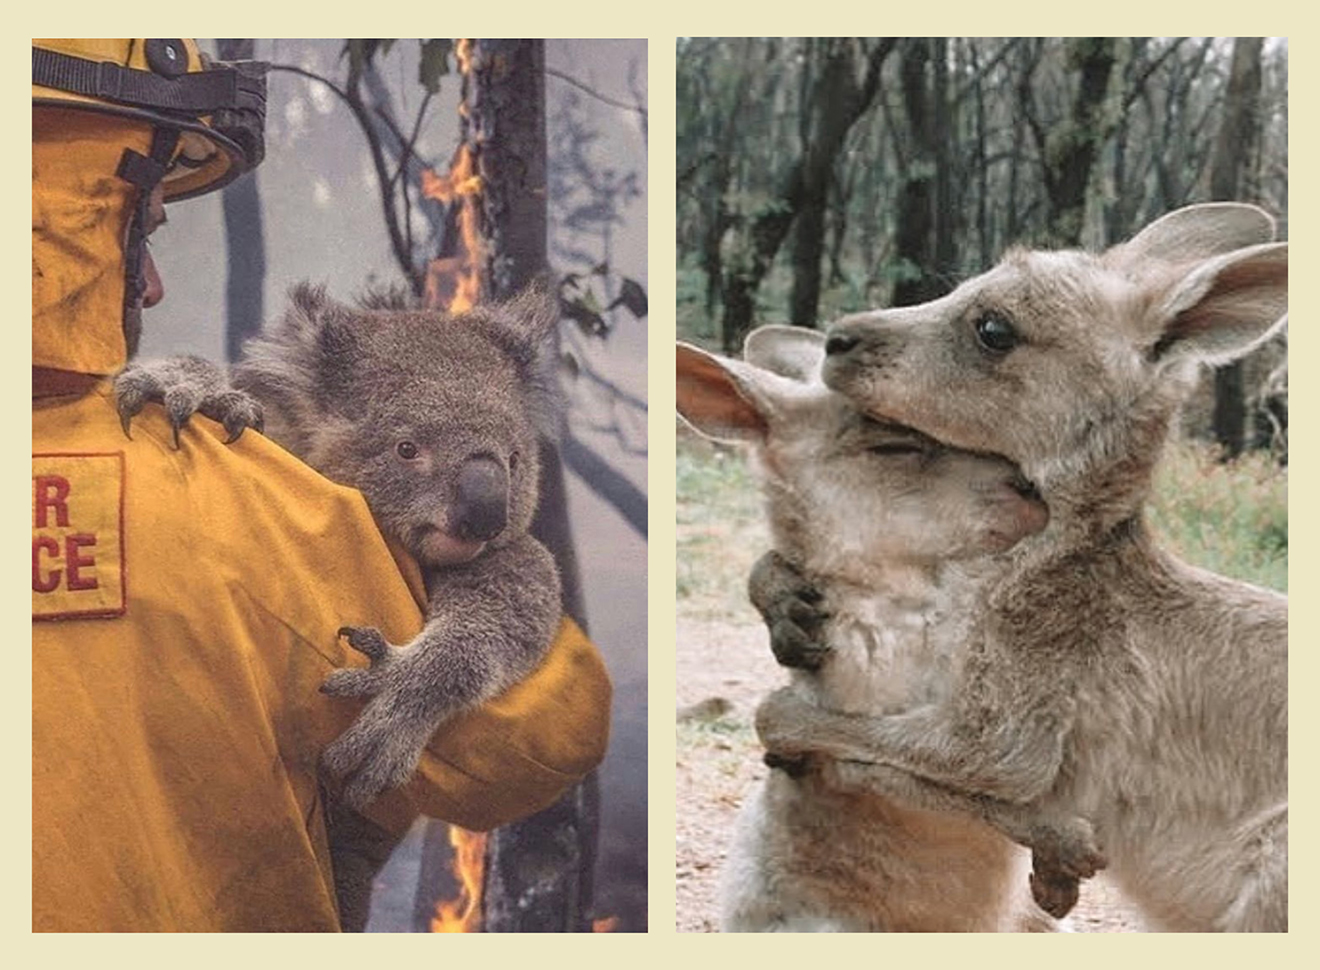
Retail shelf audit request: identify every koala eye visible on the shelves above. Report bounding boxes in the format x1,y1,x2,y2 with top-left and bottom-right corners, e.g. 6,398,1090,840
974,312,1020,354
508,451,520,474
396,441,419,460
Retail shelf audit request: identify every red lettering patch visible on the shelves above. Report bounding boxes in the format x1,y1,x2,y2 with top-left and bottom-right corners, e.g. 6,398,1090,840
32,453,126,621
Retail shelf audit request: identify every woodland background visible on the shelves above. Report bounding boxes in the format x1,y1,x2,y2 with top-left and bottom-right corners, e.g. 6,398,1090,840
677,37,1288,456
674,36,1288,932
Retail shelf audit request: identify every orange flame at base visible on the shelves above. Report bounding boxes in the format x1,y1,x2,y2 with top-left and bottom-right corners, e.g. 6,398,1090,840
430,827,488,932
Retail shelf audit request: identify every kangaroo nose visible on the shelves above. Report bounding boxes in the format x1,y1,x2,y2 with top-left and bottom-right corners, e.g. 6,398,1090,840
453,456,508,542
825,332,860,356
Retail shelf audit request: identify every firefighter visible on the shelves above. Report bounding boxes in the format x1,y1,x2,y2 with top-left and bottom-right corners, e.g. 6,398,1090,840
32,39,610,932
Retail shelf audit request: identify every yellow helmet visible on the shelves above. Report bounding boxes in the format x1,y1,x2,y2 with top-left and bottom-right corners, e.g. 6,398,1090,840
32,38,266,201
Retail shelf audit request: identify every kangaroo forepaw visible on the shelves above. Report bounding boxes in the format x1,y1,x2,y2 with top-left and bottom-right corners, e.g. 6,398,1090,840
1030,863,1081,919
749,551,831,670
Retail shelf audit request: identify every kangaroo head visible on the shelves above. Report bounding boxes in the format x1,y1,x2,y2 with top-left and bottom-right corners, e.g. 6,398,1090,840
677,326,1046,577
821,204,1287,503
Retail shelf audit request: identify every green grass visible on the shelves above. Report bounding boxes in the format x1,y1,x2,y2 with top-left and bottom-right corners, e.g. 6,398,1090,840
675,437,767,614
1147,442,1288,592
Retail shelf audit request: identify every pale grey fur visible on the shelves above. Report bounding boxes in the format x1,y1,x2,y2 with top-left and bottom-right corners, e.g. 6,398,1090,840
758,203,1288,931
678,331,1096,932
115,283,564,929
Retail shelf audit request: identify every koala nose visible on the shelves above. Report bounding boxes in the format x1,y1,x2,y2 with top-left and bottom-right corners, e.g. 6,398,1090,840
824,331,860,356
453,455,508,542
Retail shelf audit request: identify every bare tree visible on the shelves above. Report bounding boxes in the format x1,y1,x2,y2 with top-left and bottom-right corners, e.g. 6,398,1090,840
1207,36,1265,459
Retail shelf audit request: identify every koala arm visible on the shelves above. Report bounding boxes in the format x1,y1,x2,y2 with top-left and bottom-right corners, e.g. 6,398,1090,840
755,678,1072,805
114,355,264,447
320,535,563,810
748,550,832,670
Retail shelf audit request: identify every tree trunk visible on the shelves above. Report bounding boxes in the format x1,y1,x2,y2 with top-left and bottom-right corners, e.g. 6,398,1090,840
415,38,599,933
1041,38,1116,246
1207,36,1264,460
789,39,895,325
893,39,941,306
216,39,266,362
721,39,894,348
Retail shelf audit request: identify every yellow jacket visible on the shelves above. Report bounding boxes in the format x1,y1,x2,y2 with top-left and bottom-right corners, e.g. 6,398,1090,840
32,111,611,932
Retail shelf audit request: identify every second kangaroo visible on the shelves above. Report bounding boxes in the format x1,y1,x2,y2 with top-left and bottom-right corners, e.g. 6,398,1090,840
679,327,1095,931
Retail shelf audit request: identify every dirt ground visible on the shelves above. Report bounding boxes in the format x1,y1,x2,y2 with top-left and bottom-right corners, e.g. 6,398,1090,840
675,615,1147,934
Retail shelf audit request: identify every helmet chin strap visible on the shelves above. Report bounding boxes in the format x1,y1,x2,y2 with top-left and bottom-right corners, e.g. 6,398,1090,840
116,126,179,317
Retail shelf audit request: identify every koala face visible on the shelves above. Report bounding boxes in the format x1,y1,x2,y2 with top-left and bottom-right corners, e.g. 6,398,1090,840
278,285,560,567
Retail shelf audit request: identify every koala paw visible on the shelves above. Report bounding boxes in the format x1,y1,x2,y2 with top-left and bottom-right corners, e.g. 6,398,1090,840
319,626,440,809
114,356,264,449
321,713,428,811
748,551,831,670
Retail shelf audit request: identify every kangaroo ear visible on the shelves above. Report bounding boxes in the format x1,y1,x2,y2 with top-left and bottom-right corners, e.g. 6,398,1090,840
1144,241,1288,366
743,325,825,382
677,342,786,443
1113,203,1277,270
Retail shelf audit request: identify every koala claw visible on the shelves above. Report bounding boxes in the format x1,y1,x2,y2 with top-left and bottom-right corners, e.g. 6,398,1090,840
337,625,390,661
112,358,264,449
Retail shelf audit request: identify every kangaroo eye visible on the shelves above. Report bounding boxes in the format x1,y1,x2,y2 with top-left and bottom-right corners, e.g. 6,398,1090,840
974,312,1019,354
509,451,520,474
396,441,419,460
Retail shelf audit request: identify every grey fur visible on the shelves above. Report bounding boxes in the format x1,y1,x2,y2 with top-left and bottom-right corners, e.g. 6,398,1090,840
758,203,1288,931
678,332,1095,931
115,283,565,928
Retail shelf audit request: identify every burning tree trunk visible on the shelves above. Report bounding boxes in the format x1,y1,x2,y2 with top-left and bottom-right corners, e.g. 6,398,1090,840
414,38,600,934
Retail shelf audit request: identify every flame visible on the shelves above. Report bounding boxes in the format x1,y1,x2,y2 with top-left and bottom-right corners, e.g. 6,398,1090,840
430,827,488,932
424,42,488,935
592,916,619,932
421,38,484,315
421,144,484,314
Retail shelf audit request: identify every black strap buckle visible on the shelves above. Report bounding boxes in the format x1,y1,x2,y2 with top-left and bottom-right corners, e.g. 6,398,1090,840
94,60,125,102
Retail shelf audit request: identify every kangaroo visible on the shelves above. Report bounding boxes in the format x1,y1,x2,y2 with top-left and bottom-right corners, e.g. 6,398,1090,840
756,203,1288,931
678,327,1100,932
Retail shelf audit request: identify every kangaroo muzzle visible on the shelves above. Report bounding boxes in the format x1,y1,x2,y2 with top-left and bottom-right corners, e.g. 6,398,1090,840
453,456,508,542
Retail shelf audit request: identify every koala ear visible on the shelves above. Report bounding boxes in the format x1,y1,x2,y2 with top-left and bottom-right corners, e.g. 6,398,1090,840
677,342,792,444
485,282,563,439
491,280,562,359
284,283,364,402
1141,241,1288,367
743,325,825,382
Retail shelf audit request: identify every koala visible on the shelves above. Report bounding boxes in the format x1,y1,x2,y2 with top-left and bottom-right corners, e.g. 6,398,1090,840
115,283,564,929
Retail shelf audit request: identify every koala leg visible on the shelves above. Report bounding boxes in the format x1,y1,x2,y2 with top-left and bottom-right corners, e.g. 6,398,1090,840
320,536,561,809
